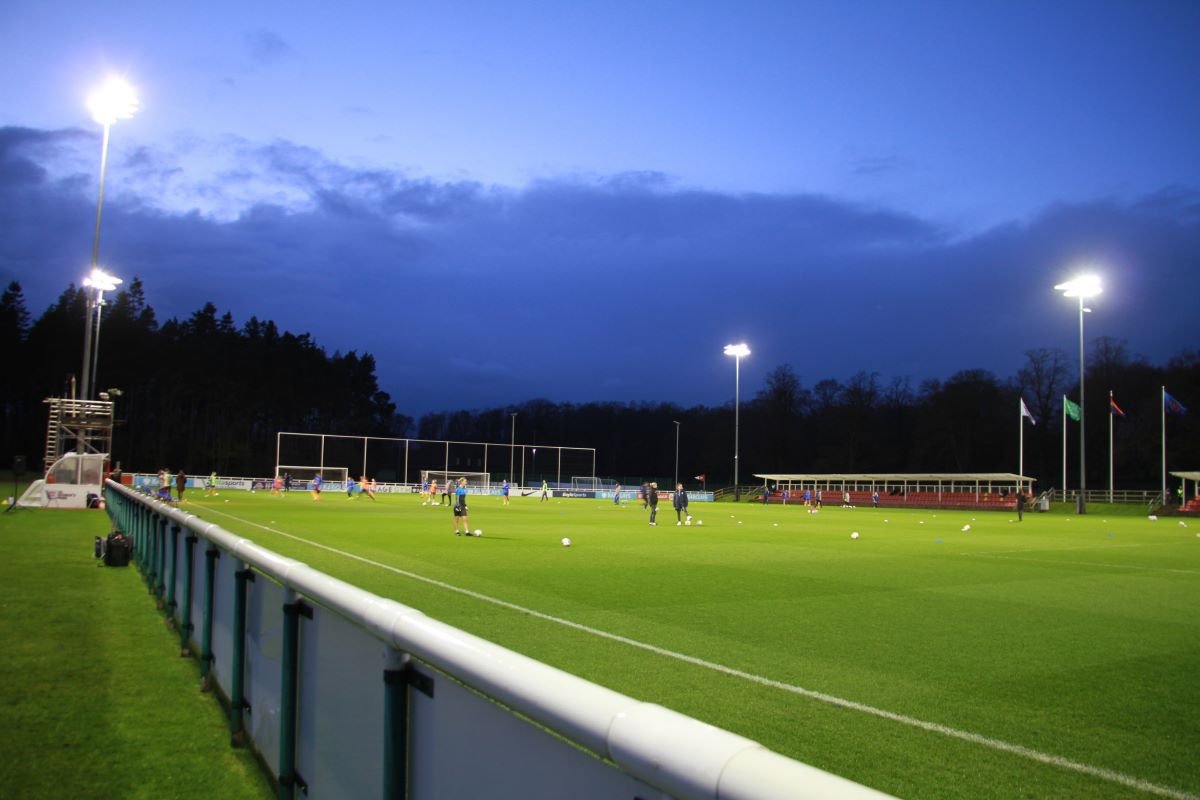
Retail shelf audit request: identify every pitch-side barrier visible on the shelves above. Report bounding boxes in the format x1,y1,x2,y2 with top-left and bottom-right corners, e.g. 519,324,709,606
105,480,892,800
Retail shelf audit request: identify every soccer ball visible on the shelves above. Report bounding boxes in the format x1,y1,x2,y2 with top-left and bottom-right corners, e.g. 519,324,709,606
561,537,572,547
473,529,482,537
696,520,703,526
851,532,860,540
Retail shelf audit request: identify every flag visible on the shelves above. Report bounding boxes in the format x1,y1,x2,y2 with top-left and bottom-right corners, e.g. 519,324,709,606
1109,396,1125,417
694,473,706,481
1020,398,1036,425
1063,396,1081,422
1164,391,1187,415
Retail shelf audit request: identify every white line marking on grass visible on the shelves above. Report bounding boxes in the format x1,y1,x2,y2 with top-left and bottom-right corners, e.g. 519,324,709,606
206,508,1199,800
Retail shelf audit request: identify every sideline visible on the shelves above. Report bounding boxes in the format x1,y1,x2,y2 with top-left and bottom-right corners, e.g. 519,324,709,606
203,506,1198,800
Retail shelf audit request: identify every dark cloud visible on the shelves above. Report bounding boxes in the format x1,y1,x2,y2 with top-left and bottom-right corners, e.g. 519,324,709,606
2,125,1197,416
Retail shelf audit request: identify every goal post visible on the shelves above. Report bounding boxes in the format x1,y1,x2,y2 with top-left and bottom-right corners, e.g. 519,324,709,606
275,431,595,488
422,470,492,490
278,465,348,489
571,476,617,491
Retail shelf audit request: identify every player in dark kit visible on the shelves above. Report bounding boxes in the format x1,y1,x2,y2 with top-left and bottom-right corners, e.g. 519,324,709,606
647,482,659,526
453,478,472,536
673,483,690,525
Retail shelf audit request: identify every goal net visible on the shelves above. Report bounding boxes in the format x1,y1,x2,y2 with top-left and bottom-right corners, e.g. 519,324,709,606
421,470,492,490
571,476,617,491
279,465,349,489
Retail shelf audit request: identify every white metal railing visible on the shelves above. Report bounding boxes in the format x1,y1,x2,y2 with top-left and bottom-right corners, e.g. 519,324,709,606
105,481,892,800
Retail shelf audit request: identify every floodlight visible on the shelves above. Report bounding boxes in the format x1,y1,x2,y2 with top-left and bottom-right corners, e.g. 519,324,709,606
83,267,123,293
723,343,751,358
1054,274,1102,299
88,76,140,126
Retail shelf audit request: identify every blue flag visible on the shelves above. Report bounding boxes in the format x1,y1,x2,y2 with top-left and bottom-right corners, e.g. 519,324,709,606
1164,391,1187,416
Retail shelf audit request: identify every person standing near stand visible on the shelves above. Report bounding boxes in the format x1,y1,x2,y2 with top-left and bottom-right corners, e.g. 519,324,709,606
648,482,659,526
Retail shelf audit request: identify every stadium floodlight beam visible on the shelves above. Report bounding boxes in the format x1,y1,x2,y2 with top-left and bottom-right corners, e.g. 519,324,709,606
1055,274,1101,514
80,76,138,402
723,343,750,501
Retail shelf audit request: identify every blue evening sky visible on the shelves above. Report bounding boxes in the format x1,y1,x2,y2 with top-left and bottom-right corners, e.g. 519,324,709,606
2,1,1198,413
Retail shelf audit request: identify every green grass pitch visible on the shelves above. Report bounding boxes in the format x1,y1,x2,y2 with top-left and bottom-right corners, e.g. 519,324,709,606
182,490,1199,799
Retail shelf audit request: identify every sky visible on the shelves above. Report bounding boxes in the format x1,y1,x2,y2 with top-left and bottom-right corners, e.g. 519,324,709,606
2,0,1199,415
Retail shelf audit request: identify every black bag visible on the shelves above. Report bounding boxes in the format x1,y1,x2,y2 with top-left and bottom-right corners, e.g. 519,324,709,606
104,533,131,567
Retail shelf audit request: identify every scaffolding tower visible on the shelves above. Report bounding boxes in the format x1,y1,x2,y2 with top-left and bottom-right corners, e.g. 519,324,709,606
43,397,114,474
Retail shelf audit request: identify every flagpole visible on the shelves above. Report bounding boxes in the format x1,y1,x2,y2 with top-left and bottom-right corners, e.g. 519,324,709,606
1062,396,1067,505
1108,390,1114,503
1019,397,1024,484
1161,385,1167,505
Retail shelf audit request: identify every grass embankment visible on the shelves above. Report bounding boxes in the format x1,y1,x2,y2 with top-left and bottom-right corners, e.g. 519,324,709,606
0,508,271,800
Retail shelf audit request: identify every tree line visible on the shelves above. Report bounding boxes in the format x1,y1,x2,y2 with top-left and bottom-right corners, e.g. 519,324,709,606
2,279,1196,491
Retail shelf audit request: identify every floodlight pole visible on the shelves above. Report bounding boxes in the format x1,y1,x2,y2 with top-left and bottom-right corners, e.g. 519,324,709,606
509,412,517,485
80,77,137,402
1056,274,1100,515
673,420,680,489
1076,295,1086,514
724,344,749,501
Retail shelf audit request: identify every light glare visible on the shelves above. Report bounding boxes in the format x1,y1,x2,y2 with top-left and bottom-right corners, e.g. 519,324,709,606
88,76,139,126
723,343,750,358
1054,274,1102,299
83,267,123,292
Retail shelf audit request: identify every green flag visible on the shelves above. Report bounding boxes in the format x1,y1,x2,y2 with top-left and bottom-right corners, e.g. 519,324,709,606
1063,396,1081,422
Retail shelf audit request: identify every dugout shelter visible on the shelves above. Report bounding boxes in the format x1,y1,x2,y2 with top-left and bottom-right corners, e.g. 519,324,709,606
753,473,1035,511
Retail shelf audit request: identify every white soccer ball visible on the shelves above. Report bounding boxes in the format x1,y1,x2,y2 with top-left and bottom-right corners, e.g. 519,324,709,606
851,532,860,540
696,520,703,526
473,529,482,537
561,537,572,547
251,490,255,494
962,525,971,532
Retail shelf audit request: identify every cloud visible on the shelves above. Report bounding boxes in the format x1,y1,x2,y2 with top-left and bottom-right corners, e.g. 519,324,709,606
246,29,295,65
1,124,1197,416
848,154,914,177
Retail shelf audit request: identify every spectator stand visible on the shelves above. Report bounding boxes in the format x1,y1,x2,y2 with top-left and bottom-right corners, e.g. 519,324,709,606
1170,471,1200,514
752,473,1035,512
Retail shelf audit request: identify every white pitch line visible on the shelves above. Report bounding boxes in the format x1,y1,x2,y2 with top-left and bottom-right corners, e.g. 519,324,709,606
204,507,1199,800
